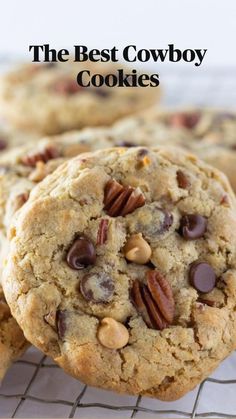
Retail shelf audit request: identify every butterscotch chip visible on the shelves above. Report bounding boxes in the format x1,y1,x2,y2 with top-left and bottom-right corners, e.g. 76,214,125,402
123,233,151,264
3,146,236,402
97,318,129,349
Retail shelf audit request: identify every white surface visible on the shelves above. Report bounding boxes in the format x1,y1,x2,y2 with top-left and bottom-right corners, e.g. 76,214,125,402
0,347,236,418
0,0,236,67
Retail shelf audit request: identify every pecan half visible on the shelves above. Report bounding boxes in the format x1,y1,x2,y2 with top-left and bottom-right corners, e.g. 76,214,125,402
104,179,145,217
197,298,216,307
21,145,60,167
97,219,109,245
131,270,175,330
168,111,201,130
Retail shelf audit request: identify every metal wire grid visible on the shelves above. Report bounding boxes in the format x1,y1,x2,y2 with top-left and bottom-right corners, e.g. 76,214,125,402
1,349,236,418
0,66,236,418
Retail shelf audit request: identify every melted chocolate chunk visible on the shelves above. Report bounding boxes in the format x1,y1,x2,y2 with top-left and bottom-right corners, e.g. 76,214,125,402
134,205,173,240
179,214,207,240
66,236,96,270
80,273,114,303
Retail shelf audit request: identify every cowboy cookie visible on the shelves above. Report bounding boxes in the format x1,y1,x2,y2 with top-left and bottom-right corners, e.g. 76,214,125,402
0,62,159,135
3,146,236,400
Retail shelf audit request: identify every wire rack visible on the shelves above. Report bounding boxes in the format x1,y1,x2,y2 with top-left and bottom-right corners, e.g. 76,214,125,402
0,65,236,418
1,347,236,418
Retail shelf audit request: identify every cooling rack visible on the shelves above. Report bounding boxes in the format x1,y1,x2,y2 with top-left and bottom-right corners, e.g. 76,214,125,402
1,348,236,418
0,64,236,418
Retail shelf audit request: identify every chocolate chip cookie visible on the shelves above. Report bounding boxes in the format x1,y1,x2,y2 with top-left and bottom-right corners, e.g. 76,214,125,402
0,62,159,135
3,146,236,400
0,283,28,380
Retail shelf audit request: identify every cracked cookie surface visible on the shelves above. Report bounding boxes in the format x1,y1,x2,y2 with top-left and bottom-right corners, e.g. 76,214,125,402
0,62,159,135
3,146,236,400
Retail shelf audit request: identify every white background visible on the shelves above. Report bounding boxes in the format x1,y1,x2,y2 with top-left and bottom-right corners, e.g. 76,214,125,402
0,0,235,68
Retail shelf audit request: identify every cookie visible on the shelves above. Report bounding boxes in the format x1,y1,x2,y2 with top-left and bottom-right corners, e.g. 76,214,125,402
111,109,236,191
142,108,236,142
190,142,236,193
0,282,28,380
3,146,236,400
0,121,39,154
0,62,159,135
0,129,113,235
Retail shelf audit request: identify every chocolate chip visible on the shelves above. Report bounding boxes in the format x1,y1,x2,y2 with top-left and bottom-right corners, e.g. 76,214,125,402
179,214,207,240
93,88,110,98
115,141,137,148
80,273,114,303
161,211,174,233
137,148,149,158
0,138,7,151
176,170,190,189
189,261,216,293
66,236,96,270
56,310,67,339
134,205,173,240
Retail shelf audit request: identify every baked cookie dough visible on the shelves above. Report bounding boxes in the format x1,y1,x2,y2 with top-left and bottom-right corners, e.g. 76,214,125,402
3,146,236,400
0,283,28,381
0,121,39,154
0,129,112,235
0,62,159,135
111,109,236,191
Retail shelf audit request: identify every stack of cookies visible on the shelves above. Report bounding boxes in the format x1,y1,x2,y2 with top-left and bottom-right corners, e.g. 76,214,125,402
0,61,236,402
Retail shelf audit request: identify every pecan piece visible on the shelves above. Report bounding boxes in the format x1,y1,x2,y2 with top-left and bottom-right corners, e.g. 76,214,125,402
53,78,82,95
97,219,109,245
131,271,175,330
176,170,190,189
131,280,154,329
104,179,145,217
197,298,216,307
168,111,201,130
56,310,67,339
21,145,60,167
147,270,175,323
